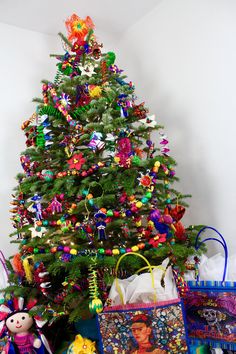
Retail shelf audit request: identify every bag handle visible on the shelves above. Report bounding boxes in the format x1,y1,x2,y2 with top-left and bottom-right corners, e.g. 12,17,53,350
115,252,157,305
195,226,228,282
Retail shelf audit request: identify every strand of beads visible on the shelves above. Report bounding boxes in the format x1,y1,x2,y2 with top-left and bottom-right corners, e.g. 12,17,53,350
21,235,165,258
36,161,105,180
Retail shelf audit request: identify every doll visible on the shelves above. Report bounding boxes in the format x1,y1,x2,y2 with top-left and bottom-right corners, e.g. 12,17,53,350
0,297,52,354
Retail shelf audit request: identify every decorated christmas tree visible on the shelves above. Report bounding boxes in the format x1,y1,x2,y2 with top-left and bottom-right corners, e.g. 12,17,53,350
5,13,203,336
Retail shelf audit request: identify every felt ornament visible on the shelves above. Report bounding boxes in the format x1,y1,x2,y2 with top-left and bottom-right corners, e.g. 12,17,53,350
30,195,42,221
67,153,86,170
94,211,107,242
78,63,96,77
29,222,47,238
139,114,157,128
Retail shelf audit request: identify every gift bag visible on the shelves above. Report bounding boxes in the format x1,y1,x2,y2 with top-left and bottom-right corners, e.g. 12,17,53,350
97,252,189,354
184,227,236,351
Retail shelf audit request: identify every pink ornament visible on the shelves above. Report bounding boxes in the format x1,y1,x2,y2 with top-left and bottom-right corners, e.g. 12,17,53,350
115,137,132,168
50,197,62,214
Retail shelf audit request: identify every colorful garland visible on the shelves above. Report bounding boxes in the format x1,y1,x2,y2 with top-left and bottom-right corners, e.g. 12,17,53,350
42,83,83,130
21,234,172,258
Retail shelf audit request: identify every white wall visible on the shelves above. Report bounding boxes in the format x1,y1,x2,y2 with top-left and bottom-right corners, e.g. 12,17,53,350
116,0,236,256
2,1,236,260
0,23,62,256
0,22,117,257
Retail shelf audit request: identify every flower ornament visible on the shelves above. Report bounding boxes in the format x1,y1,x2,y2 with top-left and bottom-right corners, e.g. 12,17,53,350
67,153,86,170
88,85,102,98
149,234,167,248
65,14,95,42
59,93,71,110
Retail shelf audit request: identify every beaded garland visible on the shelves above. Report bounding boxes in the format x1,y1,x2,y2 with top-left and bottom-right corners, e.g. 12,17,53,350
21,233,169,258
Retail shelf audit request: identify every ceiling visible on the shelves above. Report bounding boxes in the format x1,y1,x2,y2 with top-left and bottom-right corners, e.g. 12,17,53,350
0,0,162,37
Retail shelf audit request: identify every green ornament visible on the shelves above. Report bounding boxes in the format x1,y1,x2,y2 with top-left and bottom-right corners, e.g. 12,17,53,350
106,51,116,66
42,220,49,226
33,248,39,254
107,210,113,217
21,239,27,245
89,298,103,314
42,170,54,182
132,156,141,166
145,192,152,199
82,189,89,196
98,248,105,254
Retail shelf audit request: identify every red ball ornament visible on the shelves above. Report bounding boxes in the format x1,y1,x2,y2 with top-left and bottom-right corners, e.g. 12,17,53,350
113,211,120,218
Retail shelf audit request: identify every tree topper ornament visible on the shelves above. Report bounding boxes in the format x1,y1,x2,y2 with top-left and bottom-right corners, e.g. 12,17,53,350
0,297,52,354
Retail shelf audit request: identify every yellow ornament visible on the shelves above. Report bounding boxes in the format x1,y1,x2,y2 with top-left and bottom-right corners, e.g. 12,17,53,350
131,245,139,252
136,201,143,208
112,249,120,255
114,156,120,163
70,249,78,255
89,85,102,98
67,334,97,354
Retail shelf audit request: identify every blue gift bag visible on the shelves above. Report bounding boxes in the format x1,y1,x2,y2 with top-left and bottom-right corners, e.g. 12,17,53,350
184,227,236,351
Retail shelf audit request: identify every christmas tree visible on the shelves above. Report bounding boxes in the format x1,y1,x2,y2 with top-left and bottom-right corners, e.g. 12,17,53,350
6,14,202,330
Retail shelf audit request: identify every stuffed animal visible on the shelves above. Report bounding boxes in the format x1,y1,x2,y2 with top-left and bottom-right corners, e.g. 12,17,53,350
0,297,52,354
67,334,97,354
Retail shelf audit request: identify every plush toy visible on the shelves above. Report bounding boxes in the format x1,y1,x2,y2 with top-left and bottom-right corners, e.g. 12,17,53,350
66,334,97,354
0,297,52,354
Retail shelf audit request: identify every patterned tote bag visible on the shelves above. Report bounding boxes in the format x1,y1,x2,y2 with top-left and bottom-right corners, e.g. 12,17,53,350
97,252,189,354
184,227,236,351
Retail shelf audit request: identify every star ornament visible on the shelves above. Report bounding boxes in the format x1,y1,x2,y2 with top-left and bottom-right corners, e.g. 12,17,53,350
138,171,153,188
139,114,157,128
78,63,96,77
